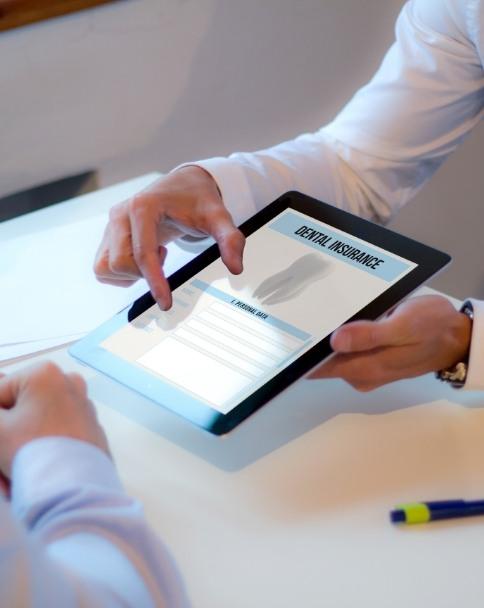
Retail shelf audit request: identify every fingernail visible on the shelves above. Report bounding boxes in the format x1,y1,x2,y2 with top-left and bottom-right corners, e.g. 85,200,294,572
333,330,351,352
158,296,173,311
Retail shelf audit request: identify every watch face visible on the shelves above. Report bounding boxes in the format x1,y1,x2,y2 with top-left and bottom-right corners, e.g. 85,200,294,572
462,301,474,321
437,361,467,387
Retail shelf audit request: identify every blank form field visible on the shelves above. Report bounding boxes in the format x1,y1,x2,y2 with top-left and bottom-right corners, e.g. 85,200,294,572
137,297,307,411
175,327,267,377
199,310,290,357
138,337,252,411
186,319,279,367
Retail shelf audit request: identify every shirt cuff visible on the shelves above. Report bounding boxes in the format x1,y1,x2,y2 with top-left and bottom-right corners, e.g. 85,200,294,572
464,298,484,391
174,157,257,226
10,437,123,521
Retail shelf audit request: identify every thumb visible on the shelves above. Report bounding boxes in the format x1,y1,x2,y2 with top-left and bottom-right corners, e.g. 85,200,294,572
330,316,404,353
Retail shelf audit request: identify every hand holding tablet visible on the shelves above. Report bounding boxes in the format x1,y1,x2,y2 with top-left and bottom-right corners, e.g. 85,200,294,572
311,294,472,391
73,192,450,434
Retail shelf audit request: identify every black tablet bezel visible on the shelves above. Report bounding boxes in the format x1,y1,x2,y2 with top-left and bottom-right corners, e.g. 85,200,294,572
70,191,450,435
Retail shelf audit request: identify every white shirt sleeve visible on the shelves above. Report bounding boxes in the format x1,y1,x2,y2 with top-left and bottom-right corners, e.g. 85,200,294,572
192,0,484,226
183,0,484,390
0,437,189,608
465,299,484,390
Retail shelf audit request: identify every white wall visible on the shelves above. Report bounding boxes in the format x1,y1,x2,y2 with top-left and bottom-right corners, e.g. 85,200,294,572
2,0,483,298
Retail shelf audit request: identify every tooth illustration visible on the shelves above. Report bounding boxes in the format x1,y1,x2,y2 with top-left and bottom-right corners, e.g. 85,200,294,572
253,253,333,305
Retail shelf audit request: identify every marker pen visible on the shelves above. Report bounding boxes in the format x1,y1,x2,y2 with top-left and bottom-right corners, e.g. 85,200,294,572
390,499,484,525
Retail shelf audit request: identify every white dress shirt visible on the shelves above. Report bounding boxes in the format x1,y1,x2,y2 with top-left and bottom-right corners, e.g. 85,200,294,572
190,0,484,389
0,437,189,607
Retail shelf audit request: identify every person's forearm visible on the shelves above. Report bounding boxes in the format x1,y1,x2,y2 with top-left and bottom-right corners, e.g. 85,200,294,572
0,498,81,607
193,0,483,227
193,131,393,226
0,497,176,608
9,438,188,608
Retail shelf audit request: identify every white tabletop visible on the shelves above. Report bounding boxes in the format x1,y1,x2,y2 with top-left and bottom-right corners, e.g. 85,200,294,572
3,176,484,608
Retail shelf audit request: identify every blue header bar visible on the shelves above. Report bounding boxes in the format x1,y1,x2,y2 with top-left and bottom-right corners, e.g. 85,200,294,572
269,211,411,281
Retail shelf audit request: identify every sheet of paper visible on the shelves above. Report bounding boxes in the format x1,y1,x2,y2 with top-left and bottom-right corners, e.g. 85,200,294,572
0,334,84,363
0,214,197,347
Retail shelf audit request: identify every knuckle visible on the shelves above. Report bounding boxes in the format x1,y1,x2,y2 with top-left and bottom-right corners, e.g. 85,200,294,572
95,276,116,285
34,361,63,383
350,369,385,392
93,255,107,276
226,229,245,246
348,376,376,392
40,361,61,375
202,203,228,223
358,382,377,393
109,200,129,221
70,373,87,392
342,360,375,391
347,377,365,391
199,193,222,208
108,253,134,275
116,279,137,288
213,224,241,246
93,241,111,275
128,193,148,216
131,244,145,262
108,203,123,222
132,246,154,268
367,325,379,348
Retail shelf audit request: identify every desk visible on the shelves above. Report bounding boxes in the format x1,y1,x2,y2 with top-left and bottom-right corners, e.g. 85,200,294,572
3,177,484,608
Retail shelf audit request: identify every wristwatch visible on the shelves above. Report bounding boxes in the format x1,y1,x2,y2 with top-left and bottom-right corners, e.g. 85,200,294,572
435,300,474,388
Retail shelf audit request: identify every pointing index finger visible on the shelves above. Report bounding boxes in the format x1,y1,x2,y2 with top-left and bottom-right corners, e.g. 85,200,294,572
129,198,172,310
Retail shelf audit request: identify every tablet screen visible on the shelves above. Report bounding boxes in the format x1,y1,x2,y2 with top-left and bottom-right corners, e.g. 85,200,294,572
100,208,416,416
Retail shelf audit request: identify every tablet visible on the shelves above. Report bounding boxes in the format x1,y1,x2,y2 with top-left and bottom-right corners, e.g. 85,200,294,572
70,191,450,435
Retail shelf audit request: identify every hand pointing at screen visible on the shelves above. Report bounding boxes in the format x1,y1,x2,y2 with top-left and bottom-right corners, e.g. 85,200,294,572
94,166,245,310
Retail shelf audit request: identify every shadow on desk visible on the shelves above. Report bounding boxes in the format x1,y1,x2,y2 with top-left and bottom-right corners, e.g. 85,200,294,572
89,371,484,473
